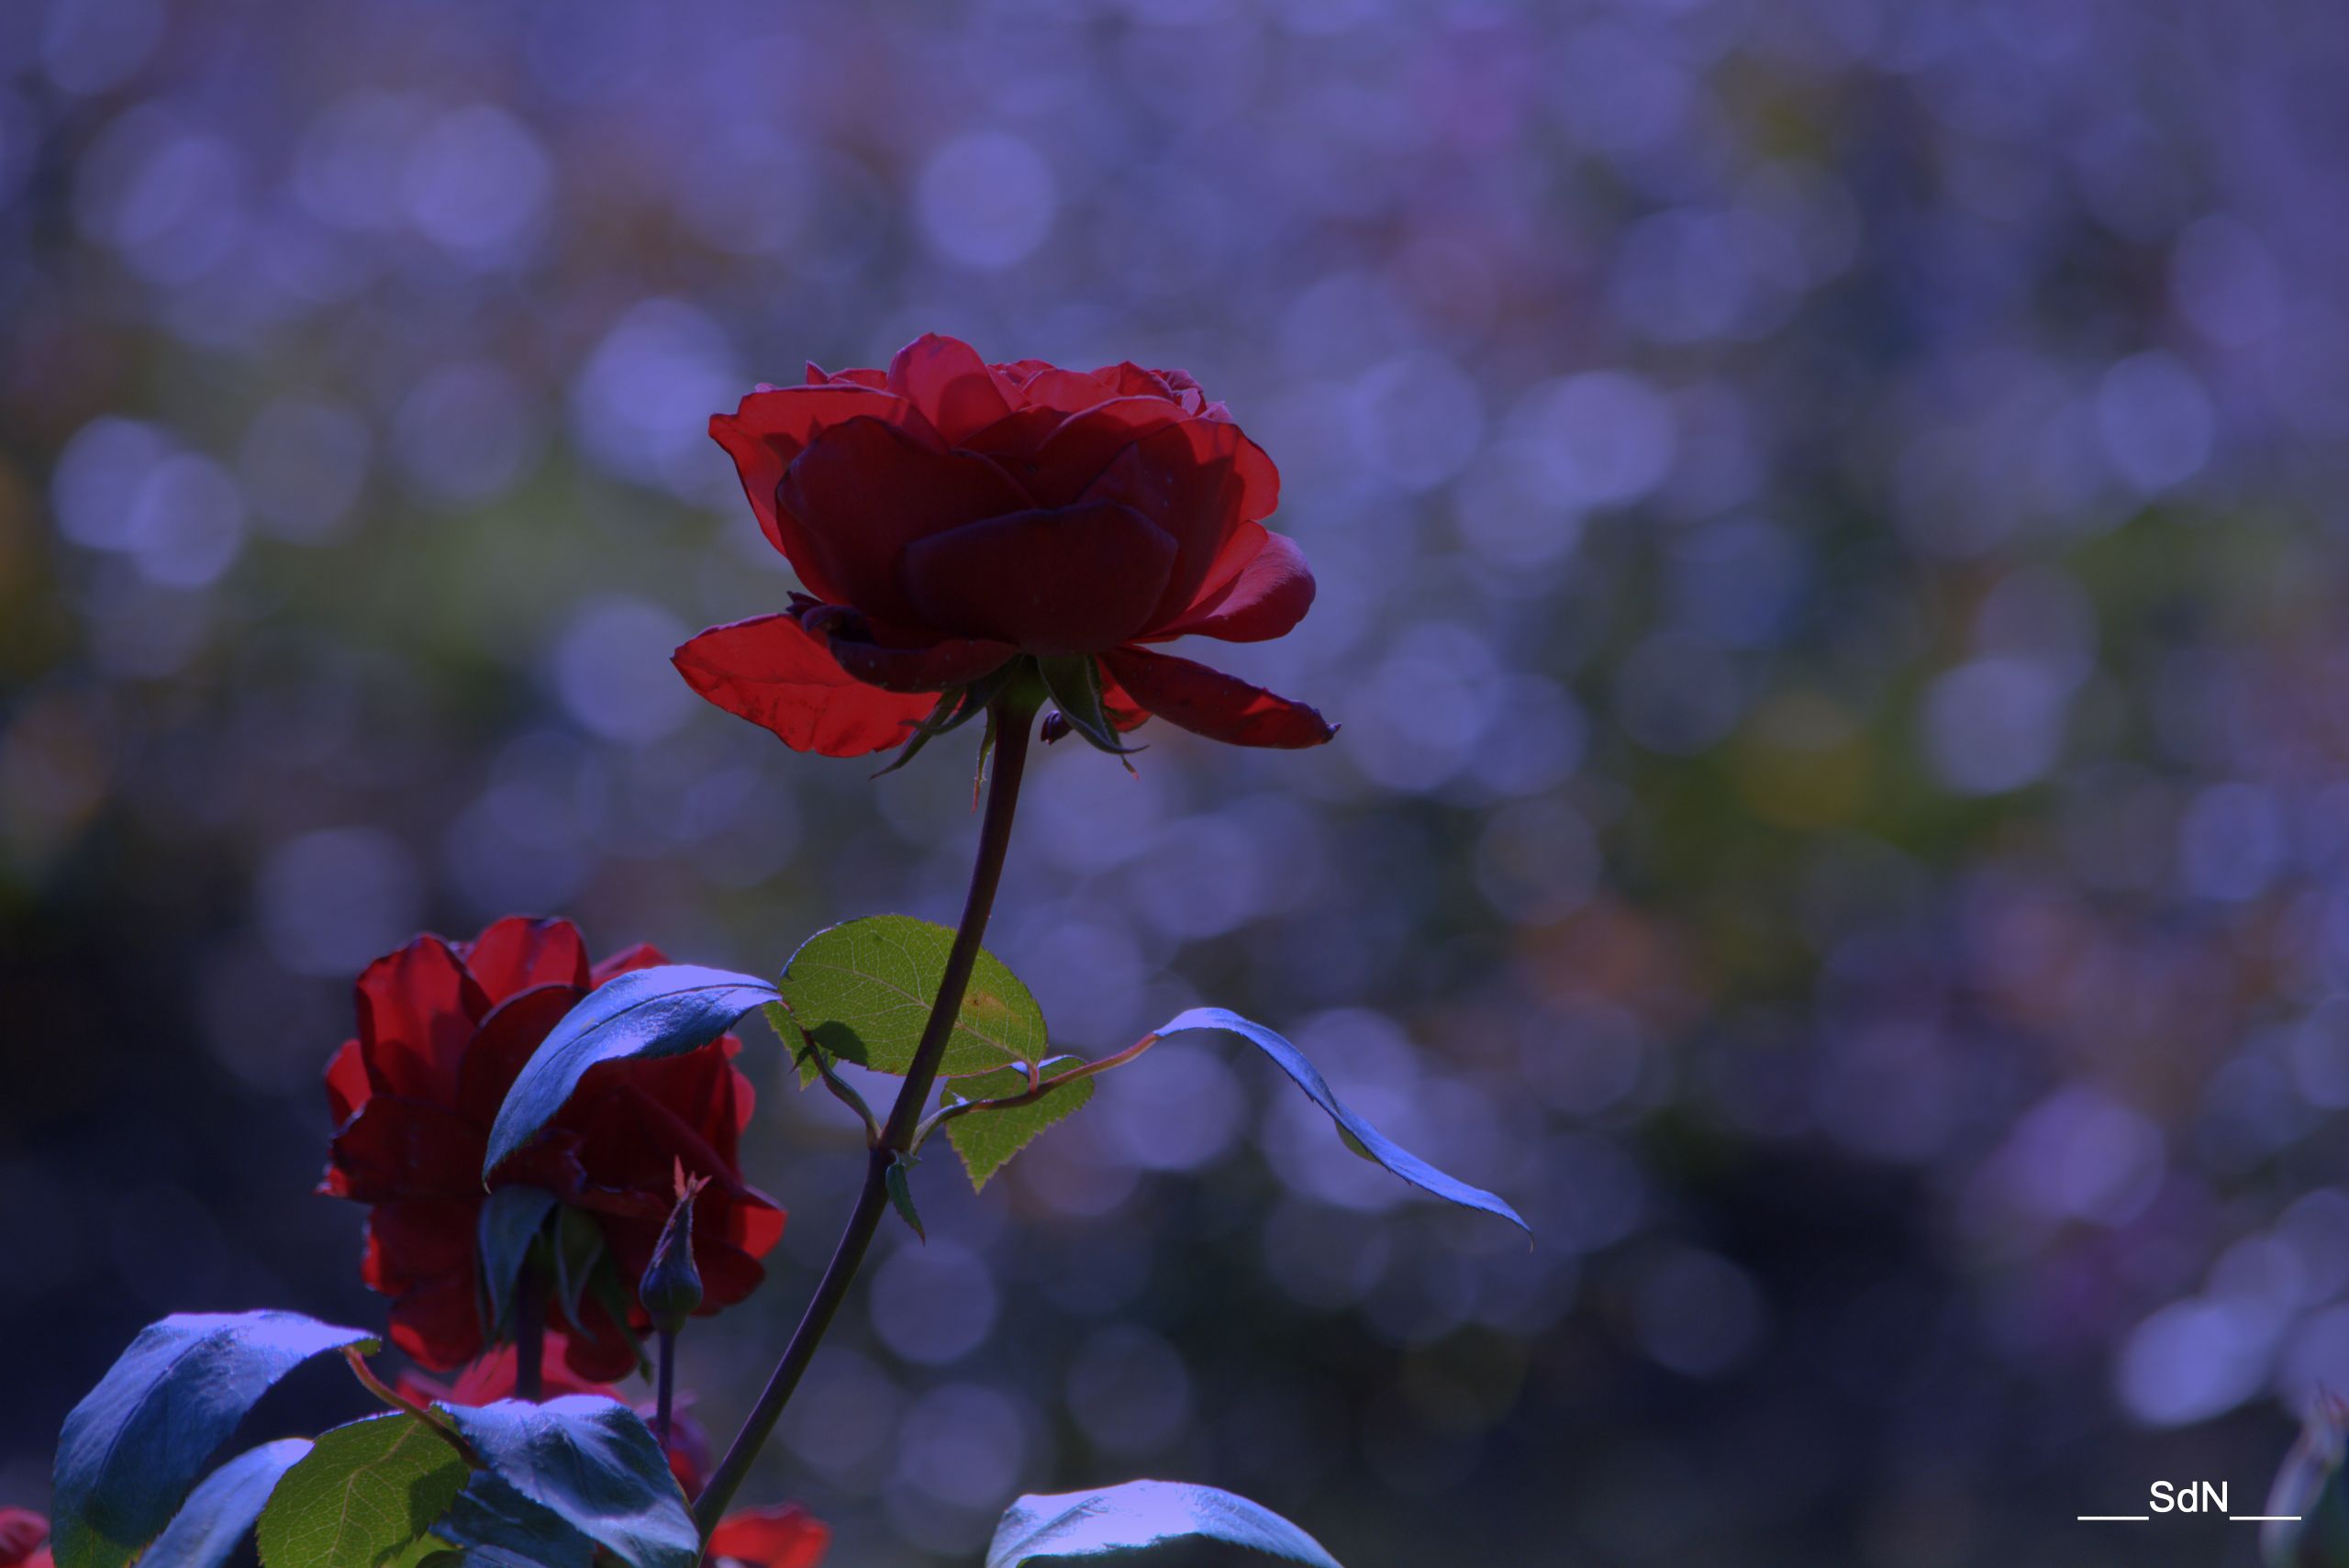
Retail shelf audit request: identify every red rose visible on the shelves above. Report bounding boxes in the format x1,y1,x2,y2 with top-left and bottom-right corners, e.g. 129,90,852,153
319,917,785,1383
707,1506,831,1568
395,1333,711,1496
675,334,1335,757
0,1510,50,1568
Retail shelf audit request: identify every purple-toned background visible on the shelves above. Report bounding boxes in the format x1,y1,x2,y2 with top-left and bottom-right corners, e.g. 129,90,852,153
6,1,2349,1562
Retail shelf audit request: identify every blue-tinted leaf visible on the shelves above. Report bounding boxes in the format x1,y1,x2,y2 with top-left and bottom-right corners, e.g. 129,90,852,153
987,1480,1343,1568
1156,1008,1531,1236
483,965,778,1179
436,1477,594,1568
53,1310,377,1568
477,1185,557,1338
433,1397,696,1568
141,1440,312,1568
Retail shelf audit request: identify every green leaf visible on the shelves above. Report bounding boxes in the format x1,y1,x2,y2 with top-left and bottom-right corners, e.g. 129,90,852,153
1038,655,1140,759
987,1480,1344,1568
142,1440,312,1568
256,1414,470,1568
777,916,1048,1083
432,1397,695,1568
477,1186,557,1340
381,1533,456,1568
941,1058,1097,1191
484,964,779,1180
885,1159,926,1241
1156,1008,1531,1236
53,1309,378,1568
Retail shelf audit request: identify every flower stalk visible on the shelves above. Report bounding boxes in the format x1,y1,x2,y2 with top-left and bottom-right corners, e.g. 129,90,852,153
512,1262,545,1403
691,682,1042,1544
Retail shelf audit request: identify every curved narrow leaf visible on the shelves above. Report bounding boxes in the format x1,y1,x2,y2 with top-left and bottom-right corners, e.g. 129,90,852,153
256,1414,470,1568
987,1480,1343,1568
433,1397,696,1568
941,1057,1097,1191
53,1310,378,1568
478,1186,557,1339
141,1440,312,1568
777,917,1047,1081
1158,1008,1531,1236
483,965,778,1179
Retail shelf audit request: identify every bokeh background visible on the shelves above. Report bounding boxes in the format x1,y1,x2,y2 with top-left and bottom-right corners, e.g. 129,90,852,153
5,0,2347,1562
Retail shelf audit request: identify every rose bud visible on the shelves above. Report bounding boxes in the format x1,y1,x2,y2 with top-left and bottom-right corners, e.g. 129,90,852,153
640,1169,708,1335
675,335,1335,761
318,917,784,1384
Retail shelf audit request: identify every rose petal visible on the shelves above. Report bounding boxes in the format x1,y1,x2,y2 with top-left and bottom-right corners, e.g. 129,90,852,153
384,1272,484,1373
0,1509,48,1562
826,633,1017,695
1146,528,1317,643
553,1293,641,1384
590,941,670,986
1095,663,1151,733
1077,420,1258,624
1017,397,1191,505
364,1197,478,1290
325,1038,371,1125
955,405,1066,466
1098,361,1179,400
804,361,887,390
886,333,1018,443
674,616,940,758
331,1095,486,1201
458,982,587,1124
356,937,491,1104
710,386,916,596
782,417,1036,624
463,917,591,1007
708,1506,832,1568
900,502,1178,656
1101,647,1338,749
1014,366,1121,414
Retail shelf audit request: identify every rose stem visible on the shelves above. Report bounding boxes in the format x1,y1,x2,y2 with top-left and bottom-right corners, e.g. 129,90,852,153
513,1262,545,1403
691,685,1041,1544
656,1326,677,1450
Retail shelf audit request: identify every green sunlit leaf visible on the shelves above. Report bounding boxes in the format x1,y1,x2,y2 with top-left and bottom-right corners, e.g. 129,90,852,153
941,1058,1096,1191
777,916,1048,1083
257,1414,469,1568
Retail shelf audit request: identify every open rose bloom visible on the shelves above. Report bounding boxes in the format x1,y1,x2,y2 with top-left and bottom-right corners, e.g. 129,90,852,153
320,917,784,1381
676,334,1335,757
